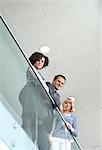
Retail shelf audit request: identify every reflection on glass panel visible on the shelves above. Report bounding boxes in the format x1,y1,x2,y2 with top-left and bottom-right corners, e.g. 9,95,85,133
19,67,54,149
0,139,11,150
0,15,82,150
0,16,28,122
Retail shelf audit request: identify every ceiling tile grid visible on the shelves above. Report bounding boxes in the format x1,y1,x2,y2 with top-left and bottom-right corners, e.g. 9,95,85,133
57,29,98,72
42,3,82,34
40,0,75,10
2,0,42,21
87,23,101,62
77,0,100,26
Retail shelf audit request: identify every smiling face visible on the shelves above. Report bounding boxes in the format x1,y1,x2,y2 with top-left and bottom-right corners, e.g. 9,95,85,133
52,76,65,90
34,57,45,70
62,98,75,113
63,100,72,112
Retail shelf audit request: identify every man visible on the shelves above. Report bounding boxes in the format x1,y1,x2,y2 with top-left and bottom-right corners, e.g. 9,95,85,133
46,75,66,109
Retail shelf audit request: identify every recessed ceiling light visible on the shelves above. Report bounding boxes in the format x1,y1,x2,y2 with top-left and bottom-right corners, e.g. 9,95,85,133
40,45,50,53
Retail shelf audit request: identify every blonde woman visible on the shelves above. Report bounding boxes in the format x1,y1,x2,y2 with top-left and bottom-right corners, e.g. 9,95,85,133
50,97,78,150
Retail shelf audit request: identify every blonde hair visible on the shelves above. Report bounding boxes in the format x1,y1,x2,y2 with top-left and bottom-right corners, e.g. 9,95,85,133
62,97,76,113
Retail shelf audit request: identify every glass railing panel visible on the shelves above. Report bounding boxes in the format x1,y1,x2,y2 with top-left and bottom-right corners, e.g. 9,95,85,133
71,135,81,150
0,16,28,124
0,15,54,149
0,138,11,150
0,100,38,150
0,14,82,150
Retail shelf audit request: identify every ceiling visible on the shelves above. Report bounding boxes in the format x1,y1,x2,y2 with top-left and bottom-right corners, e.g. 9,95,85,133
0,0,101,149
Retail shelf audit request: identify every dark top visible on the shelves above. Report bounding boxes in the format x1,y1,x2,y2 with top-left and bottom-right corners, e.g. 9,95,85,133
46,82,61,109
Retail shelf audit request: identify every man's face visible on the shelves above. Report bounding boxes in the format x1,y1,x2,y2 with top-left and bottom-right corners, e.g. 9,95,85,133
52,76,65,90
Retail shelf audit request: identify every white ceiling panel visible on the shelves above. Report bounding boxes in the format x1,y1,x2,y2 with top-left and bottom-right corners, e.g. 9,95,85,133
0,1,9,19
40,0,74,10
87,23,101,62
78,110,100,150
74,67,100,107
3,0,41,21
78,1,100,25
58,29,98,72
77,0,100,2
76,96,101,150
12,13,53,44
0,1,3,12
44,3,82,34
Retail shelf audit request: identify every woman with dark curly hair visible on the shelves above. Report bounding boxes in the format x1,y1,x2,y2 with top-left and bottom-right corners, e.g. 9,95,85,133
19,52,53,150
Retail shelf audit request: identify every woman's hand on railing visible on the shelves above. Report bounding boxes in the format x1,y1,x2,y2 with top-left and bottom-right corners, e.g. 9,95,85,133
66,122,74,133
48,133,53,142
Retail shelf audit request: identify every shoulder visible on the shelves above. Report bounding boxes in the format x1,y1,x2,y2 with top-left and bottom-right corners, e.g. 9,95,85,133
71,113,76,117
46,81,51,86
71,113,77,121
46,82,54,89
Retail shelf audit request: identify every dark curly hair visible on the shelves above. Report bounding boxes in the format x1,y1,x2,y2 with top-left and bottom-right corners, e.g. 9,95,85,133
29,52,49,67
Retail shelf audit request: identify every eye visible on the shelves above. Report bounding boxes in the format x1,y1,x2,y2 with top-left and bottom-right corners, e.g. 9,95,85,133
40,59,44,63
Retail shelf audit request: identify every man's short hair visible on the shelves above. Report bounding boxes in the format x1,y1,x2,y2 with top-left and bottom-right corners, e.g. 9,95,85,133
53,75,66,81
